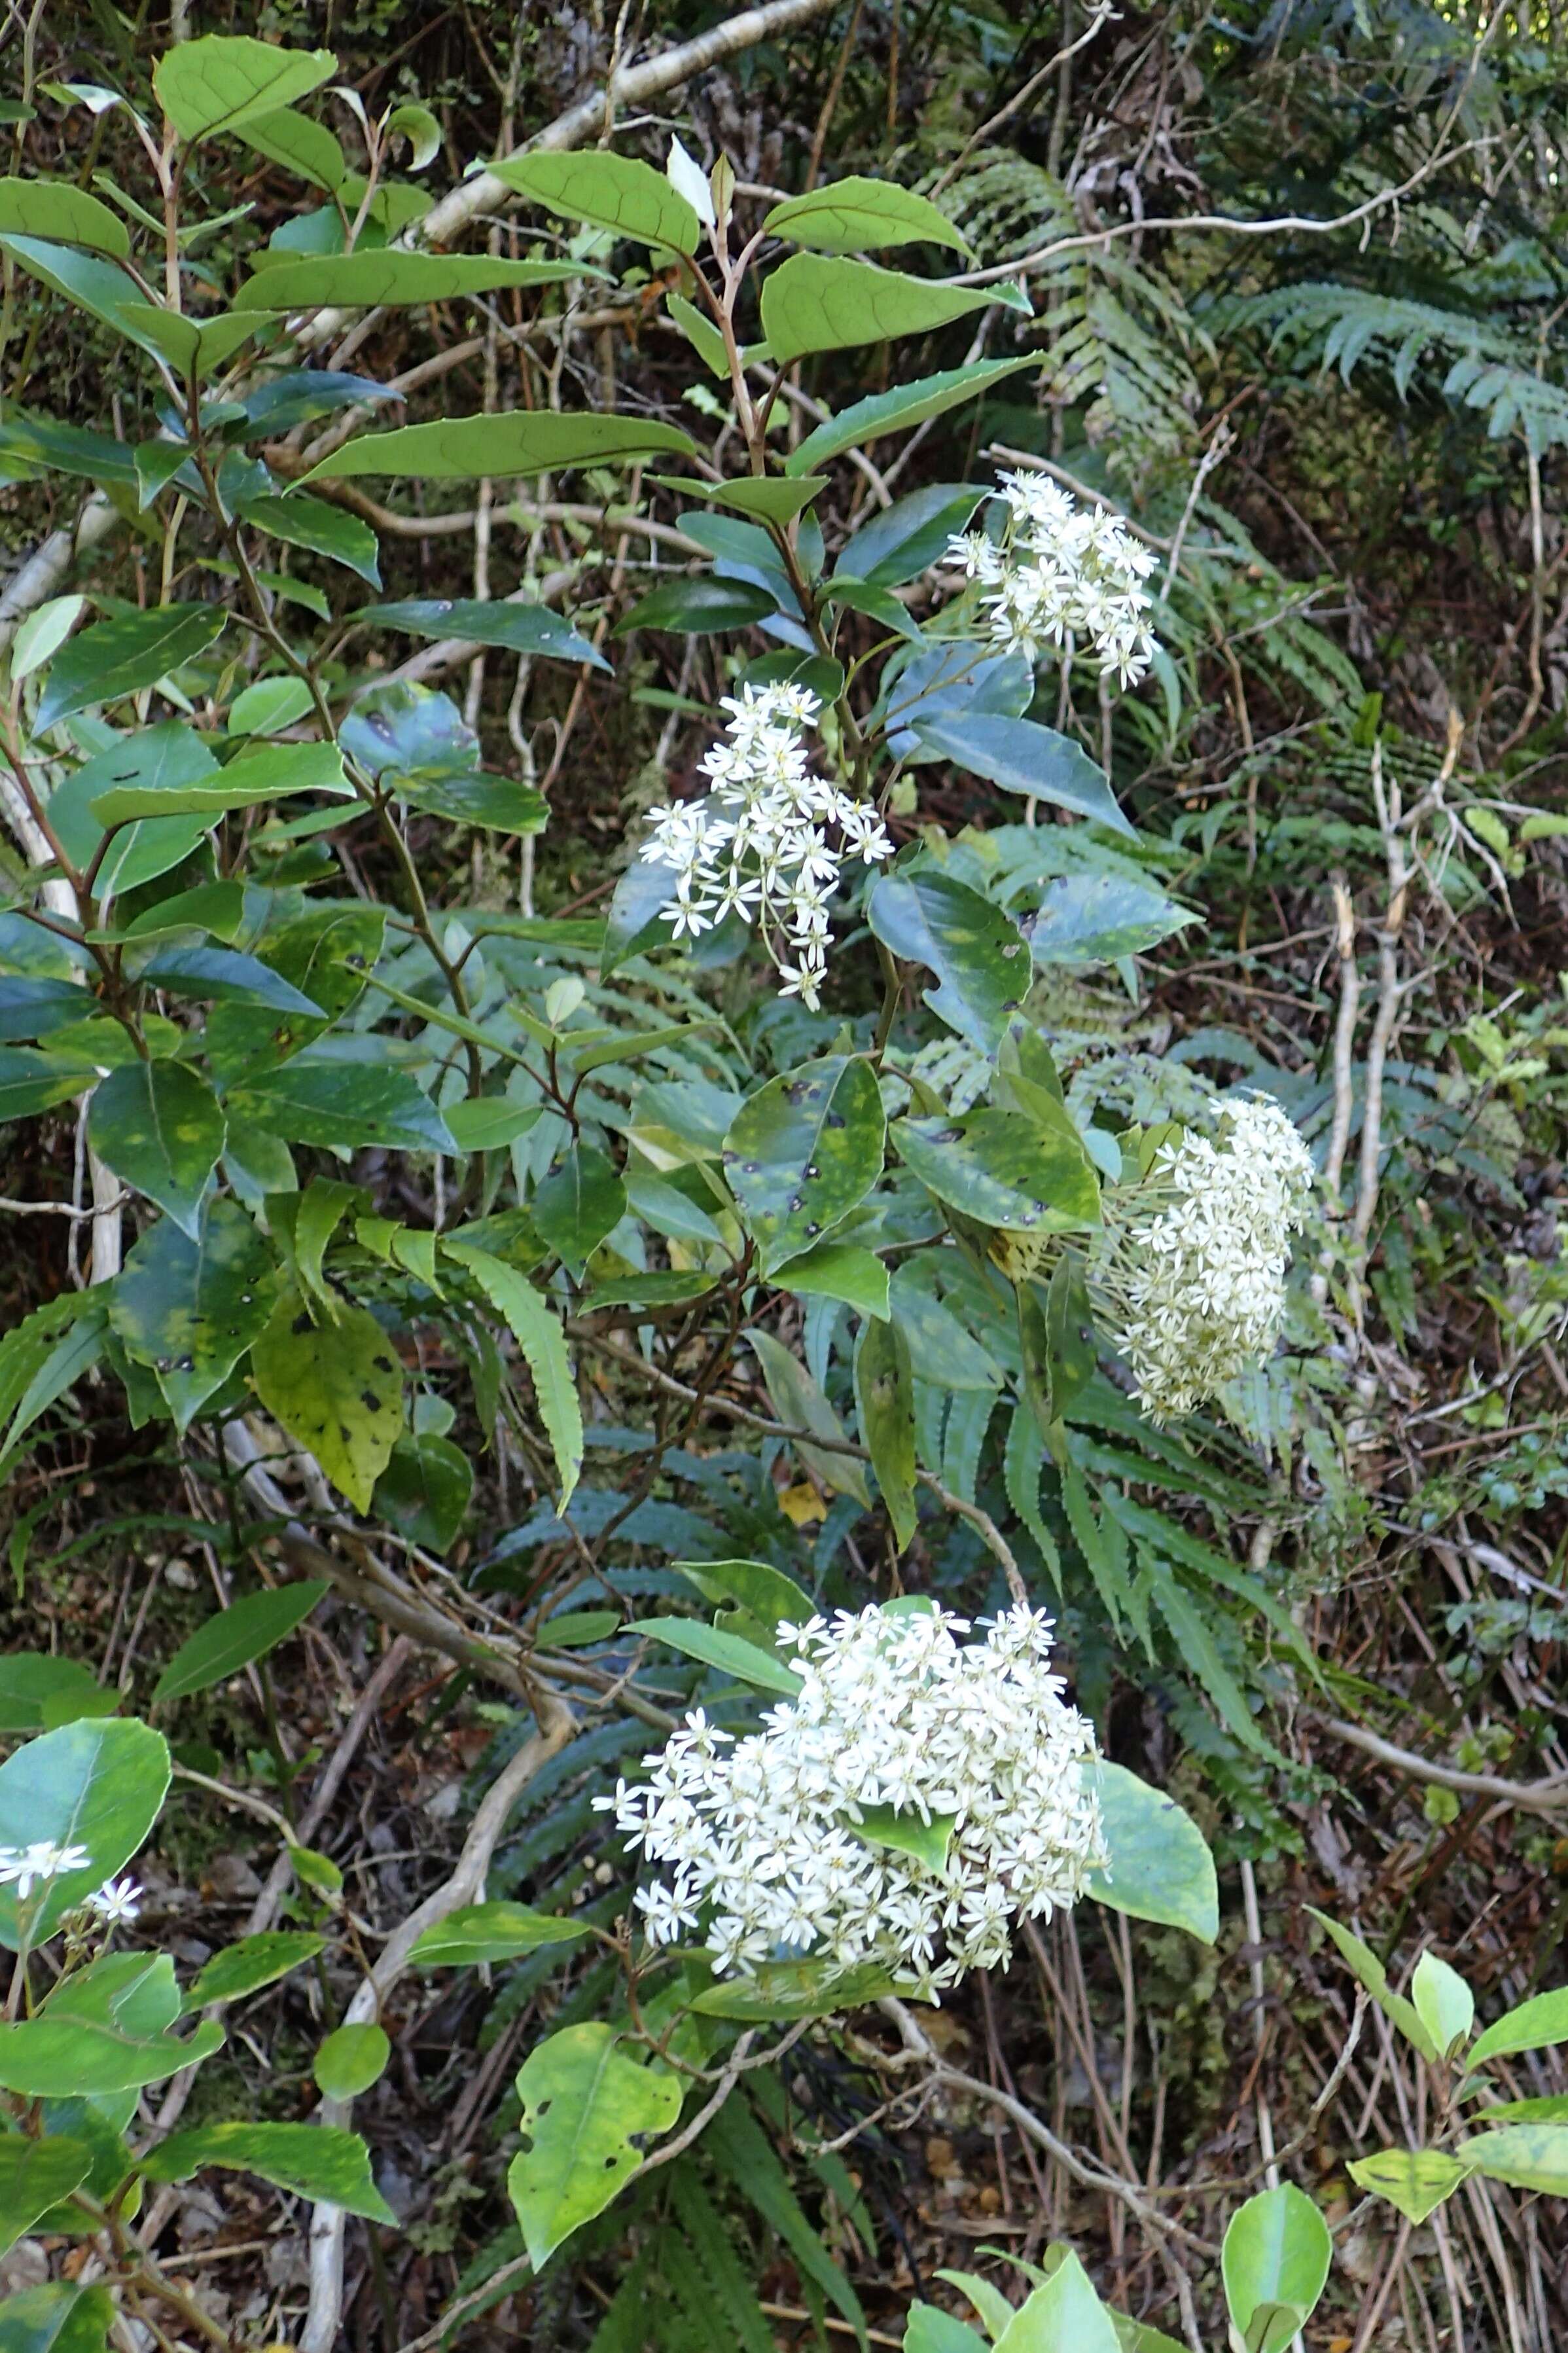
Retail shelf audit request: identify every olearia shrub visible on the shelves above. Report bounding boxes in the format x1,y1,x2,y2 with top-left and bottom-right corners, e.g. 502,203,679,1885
1,29,1558,2353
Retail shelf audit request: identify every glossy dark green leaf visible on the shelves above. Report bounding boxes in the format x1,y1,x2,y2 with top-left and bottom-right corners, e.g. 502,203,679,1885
1024,871,1198,964
205,902,383,1081
151,1582,329,1707
226,1062,455,1153
764,177,971,255
649,470,827,524
722,1055,885,1273
618,577,775,636
108,1196,279,1432
238,493,381,585
893,1107,1099,1232
492,150,700,255
361,598,608,670
299,410,698,486
0,1717,169,1952
135,944,325,1015
372,1432,472,1554
35,605,226,730
824,576,921,641
853,1315,918,1549
88,1062,224,1238
408,1903,589,1967
138,2121,394,2223
232,370,400,439
914,711,1133,836
866,869,1031,1053
0,979,84,1044
786,354,1038,473
760,255,1022,365
0,1049,90,1123
251,1291,404,1513
243,251,591,310
836,482,986,586
183,1931,325,2011
532,1142,626,1265
46,723,216,897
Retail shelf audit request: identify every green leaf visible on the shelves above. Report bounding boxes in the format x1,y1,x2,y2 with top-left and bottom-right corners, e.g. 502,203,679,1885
914,713,1133,837
88,1062,224,1238
408,1903,590,1968
46,723,217,897
648,468,827,524
372,1432,472,1554
1221,2185,1332,2353
1084,1761,1218,1943
135,945,324,1015
444,1098,541,1153
836,482,986,587
251,1293,403,1513
442,1243,582,1508
491,150,700,255
1346,2149,1472,2224
723,1054,885,1273
760,255,1021,365
853,1316,918,1550
245,251,590,311
151,1582,329,1708
383,101,441,169
1025,872,1198,965
1412,1952,1474,2059
749,1328,872,1508
847,1803,955,1871
0,1657,110,1736
35,605,226,730
786,354,1038,473
1307,1909,1438,2062
619,577,775,635
866,869,1031,1053
360,598,607,670
1469,1986,1568,2069
227,1063,456,1154
238,493,381,585
533,1142,627,1266
235,106,346,191
764,177,971,255
507,2024,683,2268
313,2022,389,2099
92,736,348,828
0,177,127,256
183,1931,325,2011
298,410,698,486
994,2254,1119,2353
138,2121,393,2223
935,2269,1018,2341
689,1958,903,2022
1458,2123,1568,2195
397,771,548,834
628,1617,803,1697
774,1240,889,1320
906,2307,991,2353
893,1107,1099,1234
154,36,335,142
0,2284,115,2353
675,1558,815,1630
0,2137,93,2258
108,1197,279,1433
0,1049,91,1123
535,1609,620,1649
0,2013,222,2096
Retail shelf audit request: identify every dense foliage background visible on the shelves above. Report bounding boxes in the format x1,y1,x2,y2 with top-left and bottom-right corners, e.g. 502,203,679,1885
3,1,1568,2348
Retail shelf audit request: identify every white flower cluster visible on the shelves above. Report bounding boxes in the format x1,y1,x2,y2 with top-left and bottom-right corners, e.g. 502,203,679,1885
1097,1094,1316,1422
600,1602,1105,1997
641,683,893,1010
946,471,1158,685
0,1841,140,1925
